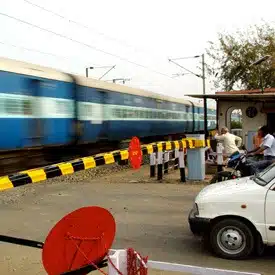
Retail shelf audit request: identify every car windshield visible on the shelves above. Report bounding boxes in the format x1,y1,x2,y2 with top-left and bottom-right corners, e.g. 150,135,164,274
252,163,275,186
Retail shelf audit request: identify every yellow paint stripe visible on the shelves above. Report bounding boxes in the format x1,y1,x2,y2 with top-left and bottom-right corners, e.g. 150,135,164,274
0,176,14,191
166,142,172,150
82,157,96,169
104,153,115,165
120,150,129,160
146,145,153,154
194,140,205,147
57,163,74,175
157,143,163,152
182,140,187,148
174,141,179,149
26,169,46,183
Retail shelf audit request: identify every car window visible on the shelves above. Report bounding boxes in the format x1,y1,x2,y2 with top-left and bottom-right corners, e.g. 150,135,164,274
256,163,275,185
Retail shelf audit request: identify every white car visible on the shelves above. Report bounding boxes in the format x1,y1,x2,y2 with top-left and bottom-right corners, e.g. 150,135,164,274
188,163,275,259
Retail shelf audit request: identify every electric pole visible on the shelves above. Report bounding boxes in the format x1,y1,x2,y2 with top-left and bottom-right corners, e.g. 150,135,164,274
202,54,208,139
169,53,208,139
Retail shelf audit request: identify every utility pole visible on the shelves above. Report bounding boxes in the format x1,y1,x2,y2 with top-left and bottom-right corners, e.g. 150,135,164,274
86,67,91,77
169,53,208,140
202,54,208,139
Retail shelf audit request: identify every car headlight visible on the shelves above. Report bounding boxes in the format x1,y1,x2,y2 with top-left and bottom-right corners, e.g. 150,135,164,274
193,203,199,216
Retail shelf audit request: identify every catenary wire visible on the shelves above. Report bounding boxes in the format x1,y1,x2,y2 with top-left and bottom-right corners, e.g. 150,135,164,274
0,12,174,79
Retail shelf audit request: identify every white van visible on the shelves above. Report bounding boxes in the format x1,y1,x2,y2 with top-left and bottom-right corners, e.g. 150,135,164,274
188,163,275,259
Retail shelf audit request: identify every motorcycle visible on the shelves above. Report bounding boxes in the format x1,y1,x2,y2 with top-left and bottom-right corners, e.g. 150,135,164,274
209,151,255,184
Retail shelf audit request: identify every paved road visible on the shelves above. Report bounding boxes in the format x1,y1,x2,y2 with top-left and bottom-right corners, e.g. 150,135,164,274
0,165,274,275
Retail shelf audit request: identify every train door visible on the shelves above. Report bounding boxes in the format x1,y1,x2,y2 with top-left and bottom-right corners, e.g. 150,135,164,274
26,79,44,147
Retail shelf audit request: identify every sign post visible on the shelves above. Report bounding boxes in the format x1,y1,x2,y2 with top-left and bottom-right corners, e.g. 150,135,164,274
128,137,142,170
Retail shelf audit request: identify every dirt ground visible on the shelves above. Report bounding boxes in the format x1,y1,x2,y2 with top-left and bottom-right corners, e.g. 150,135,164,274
0,164,274,275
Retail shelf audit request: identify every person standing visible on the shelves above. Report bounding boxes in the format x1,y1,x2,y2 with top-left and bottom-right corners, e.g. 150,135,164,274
214,127,242,157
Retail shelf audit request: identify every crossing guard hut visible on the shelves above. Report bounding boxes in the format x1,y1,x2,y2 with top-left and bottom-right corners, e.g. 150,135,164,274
188,88,275,151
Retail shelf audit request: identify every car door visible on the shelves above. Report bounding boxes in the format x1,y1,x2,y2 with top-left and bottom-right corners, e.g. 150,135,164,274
265,181,275,244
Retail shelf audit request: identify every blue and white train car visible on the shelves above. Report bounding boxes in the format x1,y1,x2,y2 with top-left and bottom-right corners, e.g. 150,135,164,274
0,57,217,153
0,57,76,151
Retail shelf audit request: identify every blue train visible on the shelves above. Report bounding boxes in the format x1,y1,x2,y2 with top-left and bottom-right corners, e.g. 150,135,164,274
0,57,216,154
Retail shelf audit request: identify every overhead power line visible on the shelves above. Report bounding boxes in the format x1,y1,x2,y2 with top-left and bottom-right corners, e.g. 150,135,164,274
0,40,68,60
22,0,164,60
0,12,174,79
0,40,103,67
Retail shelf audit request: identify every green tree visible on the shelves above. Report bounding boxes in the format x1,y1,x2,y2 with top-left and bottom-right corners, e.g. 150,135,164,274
206,22,275,91
231,121,242,129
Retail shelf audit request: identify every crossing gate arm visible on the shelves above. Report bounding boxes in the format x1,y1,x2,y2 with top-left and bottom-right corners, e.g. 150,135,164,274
0,138,210,191
147,260,262,275
108,249,262,275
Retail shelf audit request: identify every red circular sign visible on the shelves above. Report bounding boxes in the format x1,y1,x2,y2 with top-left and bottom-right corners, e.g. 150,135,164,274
128,136,142,169
42,206,116,275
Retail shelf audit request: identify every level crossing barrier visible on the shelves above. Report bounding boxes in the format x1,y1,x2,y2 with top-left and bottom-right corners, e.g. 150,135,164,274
0,137,211,192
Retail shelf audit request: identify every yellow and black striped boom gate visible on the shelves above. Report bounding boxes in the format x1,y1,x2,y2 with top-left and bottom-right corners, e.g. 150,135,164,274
0,138,210,192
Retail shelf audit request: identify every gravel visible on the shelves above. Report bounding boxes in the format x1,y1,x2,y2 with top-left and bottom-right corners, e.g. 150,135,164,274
0,155,151,205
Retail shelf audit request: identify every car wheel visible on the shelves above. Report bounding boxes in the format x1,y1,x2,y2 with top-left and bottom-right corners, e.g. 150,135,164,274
210,219,254,259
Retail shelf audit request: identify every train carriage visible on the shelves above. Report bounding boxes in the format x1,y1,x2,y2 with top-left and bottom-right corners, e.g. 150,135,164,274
0,57,75,151
0,57,217,155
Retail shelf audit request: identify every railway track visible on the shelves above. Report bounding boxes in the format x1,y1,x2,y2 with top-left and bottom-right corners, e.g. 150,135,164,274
0,134,188,177
0,143,120,177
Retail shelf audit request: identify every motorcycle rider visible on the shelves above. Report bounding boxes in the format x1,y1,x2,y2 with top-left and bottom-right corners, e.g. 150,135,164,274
247,125,275,174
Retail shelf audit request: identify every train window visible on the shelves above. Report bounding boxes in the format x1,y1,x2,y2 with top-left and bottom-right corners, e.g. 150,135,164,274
121,109,126,118
142,110,146,119
23,99,32,115
128,109,134,118
119,109,124,118
0,101,3,115
5,98,21,114
115,108,120,118
111,108,116,118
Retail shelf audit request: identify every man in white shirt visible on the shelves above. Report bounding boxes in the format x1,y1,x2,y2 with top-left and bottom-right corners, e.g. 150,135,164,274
248,126,275,160
247,125,275,174
214,127,242,156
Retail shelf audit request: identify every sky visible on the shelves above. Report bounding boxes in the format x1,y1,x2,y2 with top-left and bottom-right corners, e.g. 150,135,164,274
1,0,275,106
